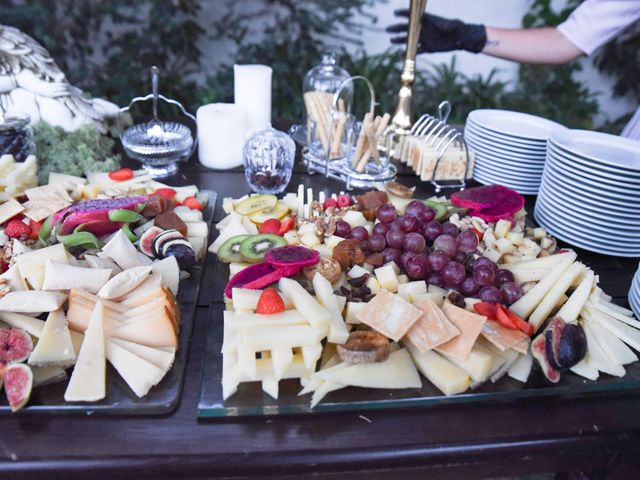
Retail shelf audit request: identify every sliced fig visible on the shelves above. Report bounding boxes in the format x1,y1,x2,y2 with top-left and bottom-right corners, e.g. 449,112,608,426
224,263,298,298
337,331,390,364
545,317,566,371
139,226,164,257
0,328,33,364
532,333,560,383
164,243,196,270
545,318,587,370
264,245,320,269
153,229,184,258
161,238,192,258
3,363,33,412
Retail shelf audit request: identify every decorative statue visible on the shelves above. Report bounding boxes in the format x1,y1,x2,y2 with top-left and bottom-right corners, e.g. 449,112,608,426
0,24,119,131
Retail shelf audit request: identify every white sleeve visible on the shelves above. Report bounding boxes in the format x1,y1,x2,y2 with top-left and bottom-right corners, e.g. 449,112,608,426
557,0,640,55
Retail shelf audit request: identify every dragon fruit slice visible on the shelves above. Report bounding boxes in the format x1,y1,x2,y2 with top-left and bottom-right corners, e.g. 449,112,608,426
54,196,148,235
223,263,299,298
452,185,525,223
264,246,319,269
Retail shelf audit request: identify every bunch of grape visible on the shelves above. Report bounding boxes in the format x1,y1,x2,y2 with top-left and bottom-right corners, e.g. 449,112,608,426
333,200,524,305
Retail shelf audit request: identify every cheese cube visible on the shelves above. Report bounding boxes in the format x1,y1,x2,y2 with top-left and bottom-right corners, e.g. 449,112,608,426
374,263,400,293
342,210,367,228
347,265,370,278
325,235,346,250
494,219,512,239
506,231,524,245
495,238,517,254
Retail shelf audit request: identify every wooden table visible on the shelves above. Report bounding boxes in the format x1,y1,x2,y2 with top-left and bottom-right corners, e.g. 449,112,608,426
1,158,639,480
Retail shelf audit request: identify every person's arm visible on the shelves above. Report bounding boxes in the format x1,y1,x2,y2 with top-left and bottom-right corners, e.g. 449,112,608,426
483,27,584,64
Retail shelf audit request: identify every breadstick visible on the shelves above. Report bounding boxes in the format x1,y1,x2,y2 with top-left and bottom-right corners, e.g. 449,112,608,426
353,112,371,169
330,113,347,159
365,120,380,164
305,92,329,152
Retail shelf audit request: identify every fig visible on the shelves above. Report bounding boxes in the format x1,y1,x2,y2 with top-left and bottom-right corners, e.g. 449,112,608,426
3,363,33,412
337,331,390,364
224,263,298,298
164,243,196,270
139,226,164,257
531,333,560,383
161,238,192,258
153,229,185,257
264,245,320,269
0,328,33,364
545,318,587,371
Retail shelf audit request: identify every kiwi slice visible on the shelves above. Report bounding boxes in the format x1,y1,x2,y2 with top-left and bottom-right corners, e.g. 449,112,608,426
217,234,251,263
235,194,278,216
239,234,287,263
424,200,448,222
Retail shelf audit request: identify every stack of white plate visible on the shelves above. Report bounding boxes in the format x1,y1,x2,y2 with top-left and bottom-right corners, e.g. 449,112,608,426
631,264,640,319
535,129,640,257
464,109,567,194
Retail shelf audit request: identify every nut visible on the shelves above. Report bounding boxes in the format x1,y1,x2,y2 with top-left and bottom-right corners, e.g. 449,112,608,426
384,182,414,199
302,257,342,284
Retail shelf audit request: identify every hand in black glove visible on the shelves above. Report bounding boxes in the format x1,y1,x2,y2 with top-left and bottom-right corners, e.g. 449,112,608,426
386,10,487,54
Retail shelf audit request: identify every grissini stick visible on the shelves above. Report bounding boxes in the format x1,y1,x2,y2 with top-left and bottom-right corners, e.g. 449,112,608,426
353,112,372,168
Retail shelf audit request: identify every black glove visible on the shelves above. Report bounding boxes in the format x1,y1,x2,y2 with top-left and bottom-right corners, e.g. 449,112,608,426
386,10,487,54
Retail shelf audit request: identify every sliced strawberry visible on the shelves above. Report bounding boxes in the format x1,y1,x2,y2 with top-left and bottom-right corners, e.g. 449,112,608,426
473,301,498,320
259,218,281,235
183,196,204,210
256,288,286,315
28,220,42,240
495,304,519,330
108,168,134,181
152,188,177,199
277,217,295,236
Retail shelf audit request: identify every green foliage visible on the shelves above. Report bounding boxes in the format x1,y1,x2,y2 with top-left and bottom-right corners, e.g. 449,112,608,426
32,122,121,183
593,22,640,102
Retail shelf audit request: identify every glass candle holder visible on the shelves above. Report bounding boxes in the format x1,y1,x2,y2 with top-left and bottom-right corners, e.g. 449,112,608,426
243,126,295,194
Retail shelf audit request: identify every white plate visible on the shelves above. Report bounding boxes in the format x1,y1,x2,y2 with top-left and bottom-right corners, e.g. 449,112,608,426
474,160,543,179
473,172,539,195
549,129,640,170
465,134,547,163
534,208,640,256
465,122,548,153
468,109,567,141
471,151,545,173
547,144,640,184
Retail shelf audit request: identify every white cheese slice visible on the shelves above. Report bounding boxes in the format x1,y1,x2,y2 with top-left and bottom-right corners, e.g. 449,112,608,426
314,348,422,389
48,172,87,186
587,306,640,352
107,314,177,349
439,345,493,383
101,229,145,270
15,243,69,290
507,352,534,383
239,325,325,352
0,291,67,312
173,205,202,222
185,221,208,238
312,272,349,344
0,311,45,337
109,337,175,371
151,256,180,296
406,343,470,395
32,366,68,388
28,309,76,367
106,340,166,398
0,264,28,291
97,265,152,299
279,277,330,328
64,302,106,402
42,260,111,293
583,317,637,365
84,254,122,276
0,198,24,224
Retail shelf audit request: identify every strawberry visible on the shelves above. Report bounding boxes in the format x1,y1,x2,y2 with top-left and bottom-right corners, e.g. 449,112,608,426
183,196,204,210
152,188,177,199
323,198,338,209
259,218,281,235
108,168,134,181
256,288,285,315
336,194,351,208
277,217,295,236
28,220,42,240
5,220,31,239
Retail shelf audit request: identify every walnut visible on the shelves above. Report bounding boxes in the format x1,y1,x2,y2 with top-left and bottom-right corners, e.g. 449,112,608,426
302,257,342,284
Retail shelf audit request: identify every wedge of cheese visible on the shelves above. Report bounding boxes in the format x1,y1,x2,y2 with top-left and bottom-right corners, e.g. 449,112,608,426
0,311,45,337
28,309,76,367
84,254,122,276
0,291,67,313
0,198,24,224
97,265,152,299
435,304,486,361
109,337,175,371
101,229,146,270
107,313,178,349
106,340,167,398
439,344,494,383
64,302,106,402
356,289,421,341
151,256,180,296
404,297,460,352
15,243,68,290
0,265,28,292
42,260,111,293
406,343,470,395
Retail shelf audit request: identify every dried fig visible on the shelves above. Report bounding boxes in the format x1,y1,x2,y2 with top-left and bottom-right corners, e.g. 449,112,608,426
337,331,390,364
302,257,342,284
332,239,365,271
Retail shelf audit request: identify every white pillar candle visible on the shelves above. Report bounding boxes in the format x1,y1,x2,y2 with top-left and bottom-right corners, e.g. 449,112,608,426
234,64,272,136
196,103,246,170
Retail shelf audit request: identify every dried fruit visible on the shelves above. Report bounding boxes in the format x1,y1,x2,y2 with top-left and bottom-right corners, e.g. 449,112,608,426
3,363,33,412
0,328,33,364
337,331,390,364
139,227,165,257
5,220,30,239
259,218,281,235
332,239,365,271
302,257,342,284
256,288,286,315
264,245,319,269
154,211,188,236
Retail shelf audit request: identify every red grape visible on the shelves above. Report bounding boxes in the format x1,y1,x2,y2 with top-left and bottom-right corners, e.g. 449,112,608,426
433,234,457,257
401,251,416,269
382,247,402,265
390,219,403,231
405,200,426,218
452,251,467,263
423,221,443,241
459,276,480,296
496,269,515,284
442,222,459,237
456,230,479,253
351,226,369,242
428,250,449,272
399,215,420,233
405,255,430,280
501,281,524,304
360,239,371,252
334,220,352,238
442,261,466,286
376,204,397,223
368,234,386,252
474,257,498,273
427,272,444,288
478,286,503,304
373,222,390,237
473,264,496,286
403,232,426,253
386,229,405,249
420,207,436,223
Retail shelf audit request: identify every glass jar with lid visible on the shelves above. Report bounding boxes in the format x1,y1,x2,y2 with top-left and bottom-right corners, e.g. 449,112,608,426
302,52,352,159
0,113,35,162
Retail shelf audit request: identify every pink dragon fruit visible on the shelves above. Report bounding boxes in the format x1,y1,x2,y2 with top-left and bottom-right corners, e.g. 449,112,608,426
53,196,148,235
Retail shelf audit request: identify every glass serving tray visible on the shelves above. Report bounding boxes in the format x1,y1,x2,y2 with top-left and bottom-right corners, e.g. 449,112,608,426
0,191,216,415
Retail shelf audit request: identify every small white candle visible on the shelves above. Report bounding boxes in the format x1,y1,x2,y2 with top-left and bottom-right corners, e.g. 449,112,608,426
196,104,246,170
234,64,272,136
297,184,304,218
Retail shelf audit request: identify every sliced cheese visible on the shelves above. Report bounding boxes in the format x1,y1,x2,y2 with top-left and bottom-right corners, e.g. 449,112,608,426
107,314,177,349
435,303,486,361
0,198,25,224
0,311,45,337
151,256,180,296
356,289,421,342
279,277,330,328
84,254,122,276
582,317,637,365
0,291,67,312
28,309,76,367
439,345,493,382
507,353,533,383
0,264,28,291
97,265,152,299
106,340,166,398
314,348,421,389
42,260,111,293
587,306,640,352
312,272,349,344
15,243,68,290
406,344,470,395
101,229,145,270
404,297,460,352
64,302,106,402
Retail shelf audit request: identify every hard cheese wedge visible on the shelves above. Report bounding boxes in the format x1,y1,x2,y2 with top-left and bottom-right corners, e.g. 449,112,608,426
0,199,24,224
314,348,421,389
436,304,486,361
109,338,175,372
356,289,422,342
0,291,67,313
406,343,470,396
15,243,69,290
106,340,166,398
64,301,106,402
28,309,76,367
404,297,460,352
42,260,111,293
